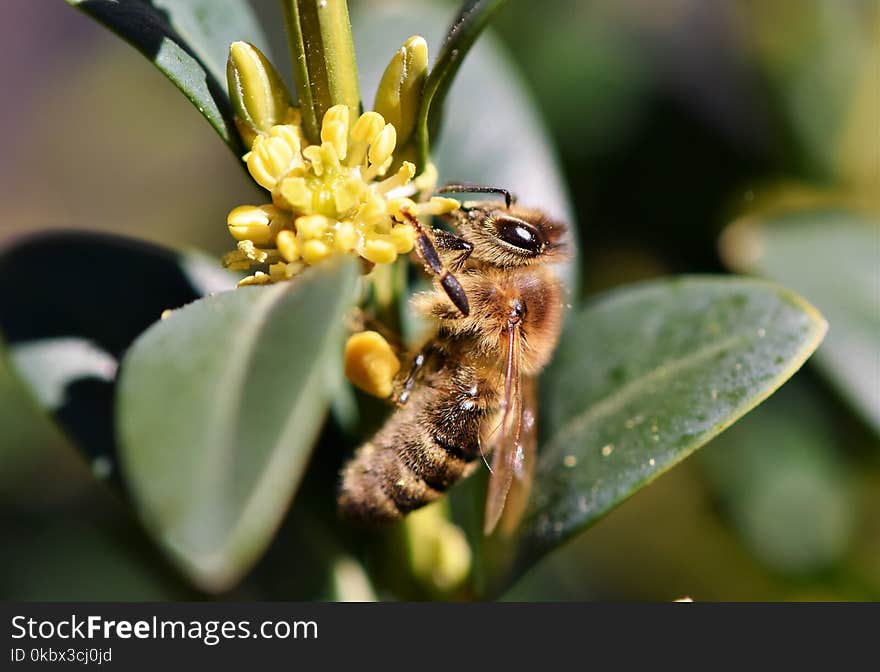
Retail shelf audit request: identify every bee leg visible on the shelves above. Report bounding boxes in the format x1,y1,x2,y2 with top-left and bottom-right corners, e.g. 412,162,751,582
398,210,470,317
432,229,473,270
395,342,444,406
395,351,426,406
347,307,406,352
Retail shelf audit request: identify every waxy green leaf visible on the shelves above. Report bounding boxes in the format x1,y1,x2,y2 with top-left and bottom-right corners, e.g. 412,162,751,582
721,208,880,434
700,382,856,575
505,277,826,583
116,260,358,592
0,231,239,475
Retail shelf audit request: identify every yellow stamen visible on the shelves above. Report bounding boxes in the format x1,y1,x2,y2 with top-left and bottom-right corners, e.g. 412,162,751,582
362,238,398,265
417,196,461,216
376,161,416,195
350,111,385,145
320,105,350,160
275,230,300,262
238,271,273,286
278,176,312,211
301,239,332,264
225,73,458,285
333,175,365,214
368,124,397,169
295,214,331,239
390,224,417,253
302,145,324,176
334,221,358,252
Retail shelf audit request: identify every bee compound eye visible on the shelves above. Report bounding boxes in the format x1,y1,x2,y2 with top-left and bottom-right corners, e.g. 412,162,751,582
495,217,543,254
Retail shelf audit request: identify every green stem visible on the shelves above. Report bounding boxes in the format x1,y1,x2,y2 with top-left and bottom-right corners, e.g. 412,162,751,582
281,0,361,144
370,263,401,336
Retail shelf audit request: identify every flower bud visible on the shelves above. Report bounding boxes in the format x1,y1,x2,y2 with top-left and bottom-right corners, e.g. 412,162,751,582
227,204,288,245
227,41,294,147
373,36,428,148
404,502,471,593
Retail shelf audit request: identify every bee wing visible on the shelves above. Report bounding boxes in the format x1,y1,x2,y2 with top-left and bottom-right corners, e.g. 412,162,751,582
483,321,526,535
497,376,537,536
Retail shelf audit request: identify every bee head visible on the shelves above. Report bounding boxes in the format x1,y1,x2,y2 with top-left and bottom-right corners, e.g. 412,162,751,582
444,201,568,268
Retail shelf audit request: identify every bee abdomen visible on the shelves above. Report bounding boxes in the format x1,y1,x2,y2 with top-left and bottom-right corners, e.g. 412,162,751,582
337,442,402,525
338,362,492,526
338,430,477,526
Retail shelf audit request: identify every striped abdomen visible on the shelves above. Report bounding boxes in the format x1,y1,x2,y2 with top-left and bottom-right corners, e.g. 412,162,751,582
338,356,500,525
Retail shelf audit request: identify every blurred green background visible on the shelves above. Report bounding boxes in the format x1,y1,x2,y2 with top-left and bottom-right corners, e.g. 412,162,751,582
1,0,877,600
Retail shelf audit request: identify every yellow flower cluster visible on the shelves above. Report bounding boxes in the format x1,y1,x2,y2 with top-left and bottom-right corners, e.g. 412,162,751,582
224,105,459,285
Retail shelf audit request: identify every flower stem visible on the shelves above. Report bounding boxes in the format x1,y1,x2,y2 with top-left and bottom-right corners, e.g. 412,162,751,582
370,262,402,336
281,0,361,145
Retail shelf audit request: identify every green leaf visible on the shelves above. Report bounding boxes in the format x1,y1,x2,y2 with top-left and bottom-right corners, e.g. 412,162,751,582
0,352,74,501
720,208,880,434
68,0,271,154
0,231,239,475
510,277,826,581
116,260,358,592
3,516,195,601
700,381,856,575
412,0,507,170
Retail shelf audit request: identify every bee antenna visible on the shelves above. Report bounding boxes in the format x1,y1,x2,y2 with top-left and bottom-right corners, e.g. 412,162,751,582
437,183,514,209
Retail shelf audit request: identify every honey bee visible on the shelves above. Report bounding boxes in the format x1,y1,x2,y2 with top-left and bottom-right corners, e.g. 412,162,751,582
338,184,567,534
